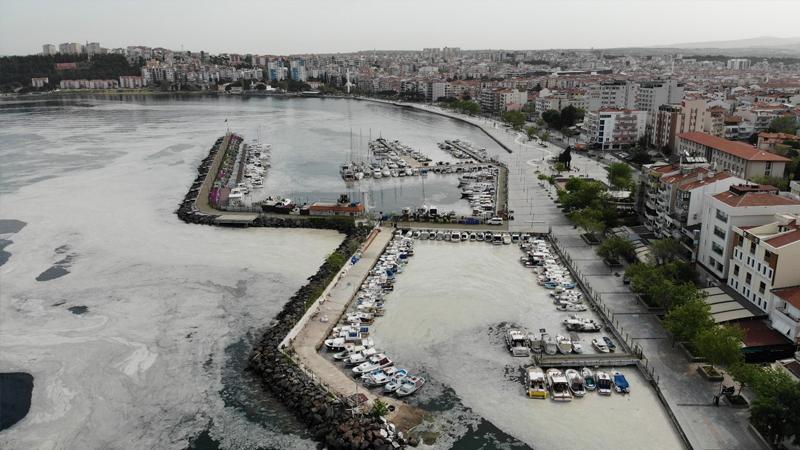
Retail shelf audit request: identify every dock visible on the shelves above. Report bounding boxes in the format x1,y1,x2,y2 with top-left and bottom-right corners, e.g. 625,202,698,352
290,227,425,433
535,353,640,368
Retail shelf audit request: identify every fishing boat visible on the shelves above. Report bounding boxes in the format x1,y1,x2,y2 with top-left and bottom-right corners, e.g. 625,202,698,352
344,347,378,366
597,371,613,395
581,368,597,391
613,371,630,394
546,369,572,401
543,333,558,355
565,369,587,397
396,376,425,397
569,333,583,353
603,336,617,352
324,337,346,351
506,329,532,357
383,369,409,393
592,338,610,353
556,302,587,312
526,367,548,399
556,334,573,354
528,332,543,353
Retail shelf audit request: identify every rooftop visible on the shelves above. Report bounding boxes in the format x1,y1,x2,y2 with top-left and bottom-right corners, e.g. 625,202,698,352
713,189,800,208
773,286,800,311
679,132,790,162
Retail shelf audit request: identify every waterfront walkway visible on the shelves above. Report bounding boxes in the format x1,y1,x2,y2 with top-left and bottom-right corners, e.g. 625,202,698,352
291,227,425,433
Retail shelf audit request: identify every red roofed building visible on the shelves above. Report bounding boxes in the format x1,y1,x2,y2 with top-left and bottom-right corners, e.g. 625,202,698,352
698,185,800,280
677,132,789,179
757,132,800,152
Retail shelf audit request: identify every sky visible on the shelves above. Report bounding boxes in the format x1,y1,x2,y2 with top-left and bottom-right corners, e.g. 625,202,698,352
1,0,799,56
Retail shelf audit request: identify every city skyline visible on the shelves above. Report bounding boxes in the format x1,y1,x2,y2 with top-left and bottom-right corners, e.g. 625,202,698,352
2,0,800,56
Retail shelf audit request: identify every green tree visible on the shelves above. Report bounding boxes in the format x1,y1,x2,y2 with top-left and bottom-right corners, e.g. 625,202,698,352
750,174,789,191
559,105,583,129
502,110,527,130
571,208,605,236
607,162,635,191
747,368,800,445
650,238,684,265
663,297,714,345
541,109,561,128
372,398,389,417
540,131,550,142
525,126,538,140
596,235,634,262
769,116,800,135
693,324,745,369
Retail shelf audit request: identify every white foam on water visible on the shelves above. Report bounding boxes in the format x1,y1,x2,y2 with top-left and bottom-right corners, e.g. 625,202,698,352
0,103,341,449
372,241,684,449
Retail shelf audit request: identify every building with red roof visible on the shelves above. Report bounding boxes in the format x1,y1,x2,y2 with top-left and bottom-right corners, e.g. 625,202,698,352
677,132,789,179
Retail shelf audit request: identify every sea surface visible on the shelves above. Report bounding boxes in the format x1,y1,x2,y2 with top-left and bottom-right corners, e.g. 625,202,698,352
0,96,523,449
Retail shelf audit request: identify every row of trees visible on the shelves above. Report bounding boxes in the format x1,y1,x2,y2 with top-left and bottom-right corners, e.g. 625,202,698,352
558,178,621,239
0,54,142,92
439,98,481,115
541,105,584,130
501,110,527,130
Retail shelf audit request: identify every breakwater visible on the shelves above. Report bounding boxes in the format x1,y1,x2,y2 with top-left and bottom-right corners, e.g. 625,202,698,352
247,228,413,449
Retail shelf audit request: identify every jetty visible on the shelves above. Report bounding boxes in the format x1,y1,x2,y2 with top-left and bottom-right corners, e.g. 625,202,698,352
289,227,424,432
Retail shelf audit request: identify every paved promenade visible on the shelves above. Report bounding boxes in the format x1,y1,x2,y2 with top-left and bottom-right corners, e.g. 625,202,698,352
291,227,424,432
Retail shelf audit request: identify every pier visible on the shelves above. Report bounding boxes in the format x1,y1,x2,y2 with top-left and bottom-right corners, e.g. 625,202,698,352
289,227,424,433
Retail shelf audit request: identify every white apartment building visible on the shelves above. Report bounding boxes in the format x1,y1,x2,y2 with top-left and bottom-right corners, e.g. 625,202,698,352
636,80,685,135
58,42,83,54
586,109,647,150
479,88,527,114
587,80,636,112
677,132,790,179
727,214,800,341
119,76,145,89
727,59,751,70
42,44,56,56
429,81,452,102
31,77,49,88
697,184,800,280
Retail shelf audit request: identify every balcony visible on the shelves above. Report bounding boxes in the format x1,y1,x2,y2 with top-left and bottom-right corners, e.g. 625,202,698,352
775,305,800,324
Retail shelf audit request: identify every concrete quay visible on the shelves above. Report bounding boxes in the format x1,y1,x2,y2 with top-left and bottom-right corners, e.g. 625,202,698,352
290,226,425,433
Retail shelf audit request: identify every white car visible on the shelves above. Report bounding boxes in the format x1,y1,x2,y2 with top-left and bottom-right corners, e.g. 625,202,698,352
487,217,503,225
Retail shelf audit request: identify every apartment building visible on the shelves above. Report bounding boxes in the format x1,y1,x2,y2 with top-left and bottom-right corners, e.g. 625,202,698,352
119,76,145,89
31,77,49,88
636,80,685,135
58,42,83,55
677,132,789,179
757,132,800,152
729,214,800,314
697,184,800,280
642,164,743,258
535,90,589,113
587,80,636,112
704,105,726,138
42,44,56,56
479,88,527,114
586,109,647,150
727,59,751,70
428,81,452,102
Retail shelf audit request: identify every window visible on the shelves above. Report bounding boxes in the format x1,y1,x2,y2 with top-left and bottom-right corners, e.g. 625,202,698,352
716,209,728,223
712,242,724,256
759,281,766,294
750,241,757,254
714,226,726,239
733,264,740,276
746,273,752,284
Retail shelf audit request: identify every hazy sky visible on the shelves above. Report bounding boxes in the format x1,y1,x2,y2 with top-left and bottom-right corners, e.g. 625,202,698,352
1,0,799,55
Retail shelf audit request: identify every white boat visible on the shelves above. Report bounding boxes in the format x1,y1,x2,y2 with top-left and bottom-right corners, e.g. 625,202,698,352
344,347,377,366
382,369,409,393
324,337,346,351
570,333,583,353
396,376,425,397
597,371,613,395
565,369,587,397
592,338,610,353
435,231,444,240
526,367,548,399
556,334,573,354
492,233,503,245
546,369,572,401
506,329,531,357
542,333,558,355
502,234,512,245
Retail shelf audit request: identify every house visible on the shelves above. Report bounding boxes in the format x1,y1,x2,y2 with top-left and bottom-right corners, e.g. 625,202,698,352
678,132,789,179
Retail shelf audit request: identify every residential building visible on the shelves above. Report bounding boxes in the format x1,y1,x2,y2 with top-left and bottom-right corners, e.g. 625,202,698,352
119,76,145,89
479,88,527,114
727,214,800,341
31,77,49,88
727,59,751,70
704,105,726,138
652,104,682,151
58,42,83,54
429,81,452,102
289,59,307,81
587,80,636,112
267,60,284,81
586,109,647,150
678,132,790,179
697,184,800,279
85,42,104,55
42,44,56,56
635,79,685,134
757,132,800,152
536,89,589,114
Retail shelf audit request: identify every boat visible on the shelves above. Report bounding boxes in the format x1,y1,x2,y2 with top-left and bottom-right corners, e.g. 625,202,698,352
476,233,484,242
526,367,548,399
613,371,630,394
382,369,409,393
556,335,573,354
492,233,503,245
546,369,572,401
396,376,425,397
556,302,587,312
528,332,543,353
570,333,583,353
603,336,617,352
592,338,610,353
565,369,587,397
324,337,346,351
502,234,512,245
597,371,613,395
461,231,469,241
469,232,477,241
506,329,532,357
435,231,444,240
542,333,558,355
581,368,596,391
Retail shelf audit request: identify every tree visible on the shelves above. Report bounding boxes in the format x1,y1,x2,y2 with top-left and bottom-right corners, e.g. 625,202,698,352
502,110,527,130
769,116,799,135
750,174,789,191
540,131,550,142
571,208,605,236
372,399,389,417
607,162,634,191
525,126,538,140
559,105,583,129
650,238,684,265
541,109,561,128
663,297,714,345
693,324,745,369
746,367,800,445
597,235,634,262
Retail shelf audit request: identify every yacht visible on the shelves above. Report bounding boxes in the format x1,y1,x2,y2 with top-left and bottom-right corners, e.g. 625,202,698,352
526,367,548,399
